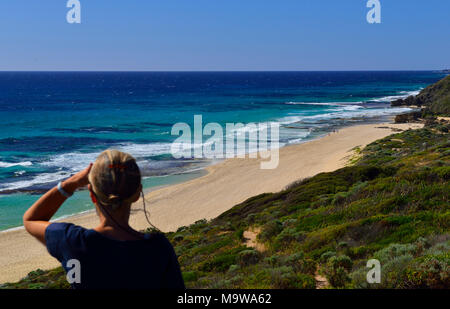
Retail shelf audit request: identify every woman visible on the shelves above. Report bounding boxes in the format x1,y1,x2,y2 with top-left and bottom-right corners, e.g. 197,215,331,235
23,149,185,289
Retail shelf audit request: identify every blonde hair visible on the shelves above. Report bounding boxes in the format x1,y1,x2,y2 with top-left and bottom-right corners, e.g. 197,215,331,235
88,149,141,210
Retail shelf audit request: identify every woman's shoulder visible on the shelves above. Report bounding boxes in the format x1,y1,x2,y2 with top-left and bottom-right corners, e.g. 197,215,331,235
144,230,169,243
46,222,92,245
45,222,91,260
143,231,175,251
46,222,88,237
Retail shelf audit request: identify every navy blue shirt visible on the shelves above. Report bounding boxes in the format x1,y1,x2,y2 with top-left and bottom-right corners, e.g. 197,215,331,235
45,222,185,289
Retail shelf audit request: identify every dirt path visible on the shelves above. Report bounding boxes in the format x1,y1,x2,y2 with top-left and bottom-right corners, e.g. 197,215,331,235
314,269,329,289
243,227,266,252
244,226,329,289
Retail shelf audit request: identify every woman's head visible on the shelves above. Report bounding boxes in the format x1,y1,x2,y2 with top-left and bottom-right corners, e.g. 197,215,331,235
88,149,142,211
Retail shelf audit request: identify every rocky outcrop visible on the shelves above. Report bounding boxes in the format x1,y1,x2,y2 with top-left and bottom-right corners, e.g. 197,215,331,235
394,111,422,123
391,75,450,116
391,95,421,107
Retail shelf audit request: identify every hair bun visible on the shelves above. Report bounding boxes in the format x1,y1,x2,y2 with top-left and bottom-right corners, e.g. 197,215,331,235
108,194,122,208
89,149,141,209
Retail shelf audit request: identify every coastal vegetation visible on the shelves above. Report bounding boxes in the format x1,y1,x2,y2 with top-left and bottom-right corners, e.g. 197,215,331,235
392,75,450,116
3,119,448,289
2,76,449,289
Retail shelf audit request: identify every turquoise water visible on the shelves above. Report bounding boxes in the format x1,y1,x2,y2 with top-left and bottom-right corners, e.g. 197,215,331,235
0,169,206,231
0,71,445,231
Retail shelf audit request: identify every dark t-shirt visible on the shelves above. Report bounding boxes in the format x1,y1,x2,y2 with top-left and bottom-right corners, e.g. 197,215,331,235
45,222,185,289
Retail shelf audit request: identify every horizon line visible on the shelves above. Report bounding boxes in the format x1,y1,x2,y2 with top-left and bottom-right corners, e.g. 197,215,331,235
0,69,446,73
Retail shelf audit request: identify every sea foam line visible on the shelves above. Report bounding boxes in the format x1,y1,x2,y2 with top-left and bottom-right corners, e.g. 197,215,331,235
368,89,422,103
0,161,33,168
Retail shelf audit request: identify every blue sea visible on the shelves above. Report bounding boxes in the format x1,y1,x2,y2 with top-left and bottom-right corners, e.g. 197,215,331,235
0,71,445,231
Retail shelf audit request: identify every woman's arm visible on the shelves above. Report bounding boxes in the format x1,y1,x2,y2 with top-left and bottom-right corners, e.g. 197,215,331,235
23,164,92,245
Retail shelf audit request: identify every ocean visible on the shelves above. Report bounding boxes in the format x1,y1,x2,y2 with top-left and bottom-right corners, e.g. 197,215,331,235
0,71,445,231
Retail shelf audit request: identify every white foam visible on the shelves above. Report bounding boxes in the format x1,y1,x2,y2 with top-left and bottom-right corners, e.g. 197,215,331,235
286,101,363,106
40,152,99,172
0,170,69,192
0,142,174,192
277,106,412,125
117,142,172,157
286,89,422,106
341,105,364,111
40,143,173,172
0,161,33,168
368,89,422,103
279,103,367,124
288,136,311,144
286,102,338,106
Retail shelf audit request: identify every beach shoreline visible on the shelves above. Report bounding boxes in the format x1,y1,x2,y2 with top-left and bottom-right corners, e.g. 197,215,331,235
0,114,399,234
0,121,423,284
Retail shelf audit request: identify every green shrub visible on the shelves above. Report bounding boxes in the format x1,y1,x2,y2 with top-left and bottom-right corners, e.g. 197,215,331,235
337,241,349,250
328,255,353,271
228,264,240,274
320,251,336,263
182,271,198,282
27,283,46,289
234,228,244,240
176,226,188,233
327,267,351,288
404,255,450,289
332,192,349,205
259,220,283,241
281,253,316,275
434,166,450,179
325,256,353,288
238,250,261,266
380,254,414,288
267,266,315,289
273,228,306,249
374,243,417,263
264,255,280,266
351,238,449,289
200,253,237,272
173,234,184,242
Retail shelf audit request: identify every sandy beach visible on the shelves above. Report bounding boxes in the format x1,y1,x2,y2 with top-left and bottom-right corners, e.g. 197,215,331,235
0,121,423,283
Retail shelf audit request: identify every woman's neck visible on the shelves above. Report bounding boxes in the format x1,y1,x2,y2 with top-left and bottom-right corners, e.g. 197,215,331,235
94,215,143,241
94,224,143,241
93,202,144,240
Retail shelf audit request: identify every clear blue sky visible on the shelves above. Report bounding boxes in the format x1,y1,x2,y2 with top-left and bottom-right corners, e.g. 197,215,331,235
0,0,449,71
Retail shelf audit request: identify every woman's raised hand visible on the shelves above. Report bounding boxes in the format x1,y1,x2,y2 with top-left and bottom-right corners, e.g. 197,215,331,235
63,163,93,193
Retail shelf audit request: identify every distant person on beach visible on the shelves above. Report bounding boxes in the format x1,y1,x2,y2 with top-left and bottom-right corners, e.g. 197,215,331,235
23,149,185,289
